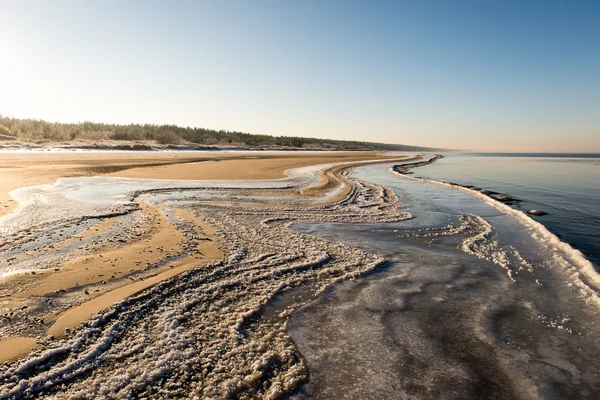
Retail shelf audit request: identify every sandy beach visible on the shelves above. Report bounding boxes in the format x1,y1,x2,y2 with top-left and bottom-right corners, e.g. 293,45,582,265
3,151,600,399
0,151,398,218
0,150,407,367
3,1,598,396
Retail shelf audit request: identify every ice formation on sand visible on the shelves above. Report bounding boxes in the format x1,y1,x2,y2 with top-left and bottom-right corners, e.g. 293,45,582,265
0,158,412,399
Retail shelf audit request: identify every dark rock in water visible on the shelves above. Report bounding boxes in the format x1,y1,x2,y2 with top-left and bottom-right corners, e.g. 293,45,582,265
455,183,479,190
527,209,548,216
487,193,521,205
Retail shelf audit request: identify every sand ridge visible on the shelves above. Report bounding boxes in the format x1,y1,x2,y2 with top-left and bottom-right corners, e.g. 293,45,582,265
0,151,414,367
0,151,396,218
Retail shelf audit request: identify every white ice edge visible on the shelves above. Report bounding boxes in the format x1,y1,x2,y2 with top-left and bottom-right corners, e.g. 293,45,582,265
390,165,600,305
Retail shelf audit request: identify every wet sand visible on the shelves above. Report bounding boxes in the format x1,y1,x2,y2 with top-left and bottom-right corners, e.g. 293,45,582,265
0,199,223,361
0,150,406,366
0,337,38,364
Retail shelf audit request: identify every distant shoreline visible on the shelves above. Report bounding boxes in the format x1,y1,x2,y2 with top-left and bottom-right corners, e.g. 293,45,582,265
0,116,438,152
449,151,600,158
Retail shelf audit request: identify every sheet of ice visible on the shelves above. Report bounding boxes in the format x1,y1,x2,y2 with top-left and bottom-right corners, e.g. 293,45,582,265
389,164,600,307
289,162,600,399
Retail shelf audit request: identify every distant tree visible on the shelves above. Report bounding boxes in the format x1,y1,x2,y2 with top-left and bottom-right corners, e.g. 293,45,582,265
0,115,435,151
155,130,183,145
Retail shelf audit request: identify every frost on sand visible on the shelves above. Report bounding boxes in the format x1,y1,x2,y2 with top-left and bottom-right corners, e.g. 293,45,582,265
0,173,410,399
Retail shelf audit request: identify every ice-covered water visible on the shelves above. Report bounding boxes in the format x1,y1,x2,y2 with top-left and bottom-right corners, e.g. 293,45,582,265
290,163,600,399
415,153,600,269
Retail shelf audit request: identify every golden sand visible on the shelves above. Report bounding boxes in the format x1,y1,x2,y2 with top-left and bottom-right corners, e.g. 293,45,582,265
0,152,201,218
0,151,394,217
0,337,39,364
0,150,402,362
8,203,179,298
48,209,223,338
108,153,394,181
49,250,223,338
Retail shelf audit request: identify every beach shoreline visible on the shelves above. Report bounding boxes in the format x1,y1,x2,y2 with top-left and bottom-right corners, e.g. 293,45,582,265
389,159,600,307
3,152,600,398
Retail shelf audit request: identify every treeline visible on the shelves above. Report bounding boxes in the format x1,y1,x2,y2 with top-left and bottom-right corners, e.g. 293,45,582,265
0,116,432,151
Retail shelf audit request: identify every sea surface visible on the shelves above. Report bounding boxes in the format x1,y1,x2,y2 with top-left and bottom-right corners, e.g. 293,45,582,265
416,153,600,269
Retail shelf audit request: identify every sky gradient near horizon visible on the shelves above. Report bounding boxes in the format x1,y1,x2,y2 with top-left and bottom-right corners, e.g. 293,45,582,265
1,0,599,152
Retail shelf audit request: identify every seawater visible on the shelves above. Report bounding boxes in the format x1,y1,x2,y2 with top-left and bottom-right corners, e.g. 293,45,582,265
415,153,600,269
290,161,600,399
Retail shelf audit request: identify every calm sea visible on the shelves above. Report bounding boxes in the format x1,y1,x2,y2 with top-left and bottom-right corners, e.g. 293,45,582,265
415,153,600,269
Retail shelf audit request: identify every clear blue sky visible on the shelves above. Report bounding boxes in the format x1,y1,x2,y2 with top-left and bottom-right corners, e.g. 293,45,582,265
1,0,599,151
